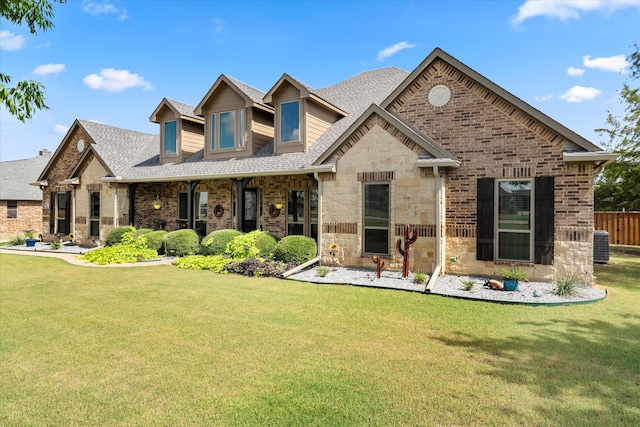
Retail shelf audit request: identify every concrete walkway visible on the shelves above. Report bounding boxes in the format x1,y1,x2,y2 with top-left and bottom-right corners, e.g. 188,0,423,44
0,243,174,268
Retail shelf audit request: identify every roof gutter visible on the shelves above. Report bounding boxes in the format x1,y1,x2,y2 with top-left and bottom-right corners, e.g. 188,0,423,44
101,164,336,184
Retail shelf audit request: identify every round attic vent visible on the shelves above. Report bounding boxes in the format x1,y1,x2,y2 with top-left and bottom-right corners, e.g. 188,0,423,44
428,85,451,107
77,139,85,152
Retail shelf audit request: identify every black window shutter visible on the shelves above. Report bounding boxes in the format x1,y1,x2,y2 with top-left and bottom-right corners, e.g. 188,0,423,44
64,191,72,235
534,176,554,265
49,192,55,234
476,178,495,261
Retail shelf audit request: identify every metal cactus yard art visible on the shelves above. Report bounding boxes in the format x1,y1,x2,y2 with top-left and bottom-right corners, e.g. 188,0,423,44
371,256,385,279
396,225,418,278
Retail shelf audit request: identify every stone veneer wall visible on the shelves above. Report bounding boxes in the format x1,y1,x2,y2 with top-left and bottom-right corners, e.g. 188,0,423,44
321,118,438,272
386,58,596,284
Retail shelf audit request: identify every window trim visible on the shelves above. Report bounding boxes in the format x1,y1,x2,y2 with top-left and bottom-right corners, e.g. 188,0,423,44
163,120,178,155
89,191,100,237
495,178,534,263
362,182,390,256
6,201,17,219
210,109,246,151
279,100,300,144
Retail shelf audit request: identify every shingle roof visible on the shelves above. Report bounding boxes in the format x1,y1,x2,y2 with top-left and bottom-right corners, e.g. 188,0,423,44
225,76,270,108
0,153,51,200
165,99,201,121
85,67,412,182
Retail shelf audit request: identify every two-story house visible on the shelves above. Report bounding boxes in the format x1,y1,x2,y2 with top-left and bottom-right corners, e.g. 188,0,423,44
36,48,616,284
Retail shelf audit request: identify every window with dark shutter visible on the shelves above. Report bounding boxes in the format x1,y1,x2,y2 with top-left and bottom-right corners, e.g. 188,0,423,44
476,178,495,261
534,176,554,265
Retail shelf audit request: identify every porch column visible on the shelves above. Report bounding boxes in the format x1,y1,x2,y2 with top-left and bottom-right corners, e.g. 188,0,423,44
183,180,200,230
128,183,138,226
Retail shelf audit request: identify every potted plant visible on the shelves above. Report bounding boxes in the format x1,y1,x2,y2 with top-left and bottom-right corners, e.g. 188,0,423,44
496,266,529,291
23,230,37,247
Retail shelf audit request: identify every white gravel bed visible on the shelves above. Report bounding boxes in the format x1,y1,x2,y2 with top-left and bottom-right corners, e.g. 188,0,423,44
287,266,607,305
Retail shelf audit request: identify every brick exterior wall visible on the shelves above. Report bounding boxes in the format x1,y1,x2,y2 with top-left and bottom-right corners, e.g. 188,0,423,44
386,58,596,283
0,200,43,236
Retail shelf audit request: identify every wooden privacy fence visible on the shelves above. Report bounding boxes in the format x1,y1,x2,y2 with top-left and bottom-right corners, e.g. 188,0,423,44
594,212,640,246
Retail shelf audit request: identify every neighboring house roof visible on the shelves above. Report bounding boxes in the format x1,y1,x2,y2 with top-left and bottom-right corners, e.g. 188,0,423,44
0,152,51,200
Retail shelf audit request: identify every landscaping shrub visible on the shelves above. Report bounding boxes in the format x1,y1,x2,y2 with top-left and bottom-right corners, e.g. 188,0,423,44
134,228,154,237
173,255,230,272
144,230,168,254
105,226,136,246
80,231,158,264
224,257,297,278
165,229,200,257
254,231,279,256
226,230,278,259
273,235,317,264
201,229,242,256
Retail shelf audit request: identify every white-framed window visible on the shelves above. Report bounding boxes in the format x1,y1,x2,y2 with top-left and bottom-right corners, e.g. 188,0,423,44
496,179,533,262
163,120,177,154
279,101,300,143
57,192,67,233
287,189,305,235
211,109,245,150
89,192,100,237
6,201,17,219
363,183,390,255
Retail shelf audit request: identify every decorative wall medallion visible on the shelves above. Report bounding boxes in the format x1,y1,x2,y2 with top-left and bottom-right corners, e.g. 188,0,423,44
77,139,85,152
428,85,451,107
213,204,224,217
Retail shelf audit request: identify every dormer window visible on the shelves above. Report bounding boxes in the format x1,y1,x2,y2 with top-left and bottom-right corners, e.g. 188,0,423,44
280,101,300,143
163,120,177,154
211,109,245,150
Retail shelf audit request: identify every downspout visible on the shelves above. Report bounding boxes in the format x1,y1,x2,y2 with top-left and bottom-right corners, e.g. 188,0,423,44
113,185,118,228
425,166,443,293
314,172,323,258
71,187,76,237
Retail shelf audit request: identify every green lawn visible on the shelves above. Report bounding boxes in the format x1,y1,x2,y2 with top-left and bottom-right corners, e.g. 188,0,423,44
1,248,638,426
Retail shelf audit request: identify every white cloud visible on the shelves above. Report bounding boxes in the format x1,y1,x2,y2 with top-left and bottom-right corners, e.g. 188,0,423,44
83,1,128,20
0,30,25,51
212,17,225,34
32,63,66,76
376,41,416,61
53,124,69,134
83,68,154,92
512,0,640,24
559,85,601,103
567,66,584,76
583,54,629,73
534,94,553,101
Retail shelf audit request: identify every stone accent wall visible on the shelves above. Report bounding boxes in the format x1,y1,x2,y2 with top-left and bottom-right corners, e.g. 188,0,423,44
387,58,596,283
41,126,91,241
321,119,438,272
0,200,43,236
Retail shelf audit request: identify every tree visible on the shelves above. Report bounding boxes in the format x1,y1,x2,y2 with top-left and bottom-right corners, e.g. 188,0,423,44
595,44,640,211
0,0,66,121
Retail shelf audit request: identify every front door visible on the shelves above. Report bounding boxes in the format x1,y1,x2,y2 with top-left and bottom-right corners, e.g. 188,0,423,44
242,189,257,232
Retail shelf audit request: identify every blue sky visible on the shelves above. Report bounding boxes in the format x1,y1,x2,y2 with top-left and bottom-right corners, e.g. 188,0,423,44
1,0,638,161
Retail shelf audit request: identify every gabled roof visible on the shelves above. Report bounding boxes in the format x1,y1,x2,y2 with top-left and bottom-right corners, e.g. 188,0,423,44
149,98,203,124
194,74,272,116
0,153,50,200
315,104,459,167
382,47,605,154
263,73,348,117
38,119,159,182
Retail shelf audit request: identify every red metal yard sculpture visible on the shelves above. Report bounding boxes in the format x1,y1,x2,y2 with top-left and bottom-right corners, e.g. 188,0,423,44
371,256,385,279
396,225,418,278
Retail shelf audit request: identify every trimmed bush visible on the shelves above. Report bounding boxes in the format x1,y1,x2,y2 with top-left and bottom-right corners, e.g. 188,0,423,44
226,230,278,259
273,235,317,264
145,230,168,254
165,229,200,257
255,231,279,256
105,226,135,246
201,229,242,256
224,257,296,278
134,228,154,237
